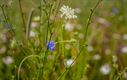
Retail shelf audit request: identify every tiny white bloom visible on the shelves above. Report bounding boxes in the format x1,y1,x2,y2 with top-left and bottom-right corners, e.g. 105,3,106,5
64,22,74,31
3,56,14,65
30,31,37,38
100,64,111,75
31,22,39,28
64,59,74,68
121,46,127,53
123,34,127,40
93,54,101,61
87,45,93,52
60,5,77,19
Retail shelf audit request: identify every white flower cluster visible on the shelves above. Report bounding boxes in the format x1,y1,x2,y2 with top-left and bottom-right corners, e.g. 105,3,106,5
60,5,77,19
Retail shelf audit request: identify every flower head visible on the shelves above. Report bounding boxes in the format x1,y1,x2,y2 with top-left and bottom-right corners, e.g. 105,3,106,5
47,41,55,51
5,23,11,29
100,63,111,75
60,5,77,19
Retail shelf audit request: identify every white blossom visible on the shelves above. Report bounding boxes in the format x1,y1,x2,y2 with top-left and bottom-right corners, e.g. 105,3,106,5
100,64,111,75
87,45,93,52
64,59,74,68
3,56,14,65
60,5,77,19
29,31,37,38
121,46,127,53
123,34,127,40
64,22,74,31
93,54,101,61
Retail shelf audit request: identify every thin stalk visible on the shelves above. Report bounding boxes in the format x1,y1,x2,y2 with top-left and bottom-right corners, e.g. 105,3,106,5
0,5,15,35
26,8,35,42
18,0,26,32
18,55,40,80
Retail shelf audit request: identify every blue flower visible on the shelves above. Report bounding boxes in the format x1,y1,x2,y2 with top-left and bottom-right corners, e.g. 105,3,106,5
47,41,55,51
5,23,11,29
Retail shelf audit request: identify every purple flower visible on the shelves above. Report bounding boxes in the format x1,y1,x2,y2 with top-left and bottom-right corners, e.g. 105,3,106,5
47,41,55,51
5,23,10,29
112,7,119,14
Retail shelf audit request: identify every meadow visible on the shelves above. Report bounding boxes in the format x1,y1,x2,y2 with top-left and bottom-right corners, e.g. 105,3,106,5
0,0,127,80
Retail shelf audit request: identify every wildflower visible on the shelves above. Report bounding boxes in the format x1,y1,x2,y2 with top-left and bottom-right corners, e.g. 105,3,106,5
29,30,37,38
100,63,111,75
47,41,55,51
112,7,119,14
123,34,127,40
2,56,14,65
121,46,127,53
5,23,11,29
31,22,39,28
64,59,74,68
64,22,74,31
93,54,101,61
87,45,93,52
60,5,77,19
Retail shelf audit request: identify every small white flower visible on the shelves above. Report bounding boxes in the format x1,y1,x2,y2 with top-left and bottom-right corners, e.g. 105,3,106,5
123,34,127,40
93,54,101,61
31,22,39,28
29,31,37,38
100,64,111,75
64,22,74,31
64,59,74,68
60,5,77,19
121,46,127,53
3,56,14,65
87,45,93,52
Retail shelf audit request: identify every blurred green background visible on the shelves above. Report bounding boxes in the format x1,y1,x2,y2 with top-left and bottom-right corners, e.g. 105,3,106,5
0,0,127,80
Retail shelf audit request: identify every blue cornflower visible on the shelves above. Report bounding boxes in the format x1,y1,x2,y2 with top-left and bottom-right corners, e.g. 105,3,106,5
47,41,55,51
112,7,119,14
5,23,11,29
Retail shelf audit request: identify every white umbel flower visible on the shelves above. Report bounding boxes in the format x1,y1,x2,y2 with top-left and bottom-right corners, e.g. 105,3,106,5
60,5,77,19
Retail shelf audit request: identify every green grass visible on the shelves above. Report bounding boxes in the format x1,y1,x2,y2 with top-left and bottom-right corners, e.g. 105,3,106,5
0,0,127,80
